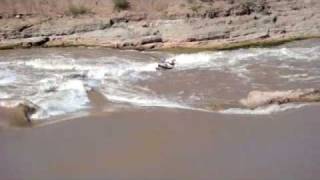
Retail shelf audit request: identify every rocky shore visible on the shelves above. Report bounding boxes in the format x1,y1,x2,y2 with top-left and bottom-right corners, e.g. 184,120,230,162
1,0,320,51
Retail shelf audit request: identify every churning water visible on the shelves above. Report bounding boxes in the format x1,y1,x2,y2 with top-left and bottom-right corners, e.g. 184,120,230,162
1,40,320,120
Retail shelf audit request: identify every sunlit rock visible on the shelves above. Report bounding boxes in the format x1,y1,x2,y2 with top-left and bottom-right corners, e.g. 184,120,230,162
240,89,320,109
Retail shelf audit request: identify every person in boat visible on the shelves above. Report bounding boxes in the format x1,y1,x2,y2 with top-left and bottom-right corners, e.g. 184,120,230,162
157,58,176,70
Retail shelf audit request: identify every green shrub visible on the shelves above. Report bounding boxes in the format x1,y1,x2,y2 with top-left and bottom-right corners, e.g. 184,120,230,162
66,4,91,16
113,0,130,11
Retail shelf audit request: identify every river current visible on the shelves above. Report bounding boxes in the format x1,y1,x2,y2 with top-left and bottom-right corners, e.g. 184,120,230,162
1,40,320,121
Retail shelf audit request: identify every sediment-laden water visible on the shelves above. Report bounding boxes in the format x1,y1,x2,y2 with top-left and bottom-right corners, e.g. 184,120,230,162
1,40,320,123
1,40,320,180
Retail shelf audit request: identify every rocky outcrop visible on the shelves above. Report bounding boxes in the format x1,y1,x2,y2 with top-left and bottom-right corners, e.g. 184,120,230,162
0,16,111,41
240,89,320,109
0,101,39,127
207,88,320,112
0,0,320,50
0,37,49,49
24,17,111,37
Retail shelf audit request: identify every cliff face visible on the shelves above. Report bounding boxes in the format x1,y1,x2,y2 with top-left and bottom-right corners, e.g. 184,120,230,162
0,0,320,50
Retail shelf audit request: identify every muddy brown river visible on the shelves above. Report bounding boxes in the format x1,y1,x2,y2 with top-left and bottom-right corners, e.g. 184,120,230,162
1,39,320,179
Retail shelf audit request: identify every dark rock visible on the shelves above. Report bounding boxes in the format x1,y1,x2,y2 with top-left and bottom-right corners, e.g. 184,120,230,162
272,16,278,23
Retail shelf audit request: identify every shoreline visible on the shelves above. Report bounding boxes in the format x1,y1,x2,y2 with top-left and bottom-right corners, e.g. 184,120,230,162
1,33,320,53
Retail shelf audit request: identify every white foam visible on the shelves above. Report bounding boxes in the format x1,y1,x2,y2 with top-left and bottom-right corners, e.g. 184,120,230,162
25,58,76,70
220,104,306,115
0,70,16,85
171,46,320,70
87,68,106,80
280,74,318,82
30,80,90,120
7,56,161,119
38,78,60,92
173,53,222,70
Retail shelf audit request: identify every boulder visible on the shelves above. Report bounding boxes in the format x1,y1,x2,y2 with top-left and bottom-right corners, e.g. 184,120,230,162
1,100,40,127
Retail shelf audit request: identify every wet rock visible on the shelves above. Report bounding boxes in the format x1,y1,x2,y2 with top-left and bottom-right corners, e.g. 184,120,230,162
240,89,320,109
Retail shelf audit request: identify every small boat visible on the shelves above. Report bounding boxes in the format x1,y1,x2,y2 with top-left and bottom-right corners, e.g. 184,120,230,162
156,58,176,70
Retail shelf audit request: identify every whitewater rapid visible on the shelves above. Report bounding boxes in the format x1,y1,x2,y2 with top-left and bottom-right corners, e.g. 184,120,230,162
0,43,320,120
